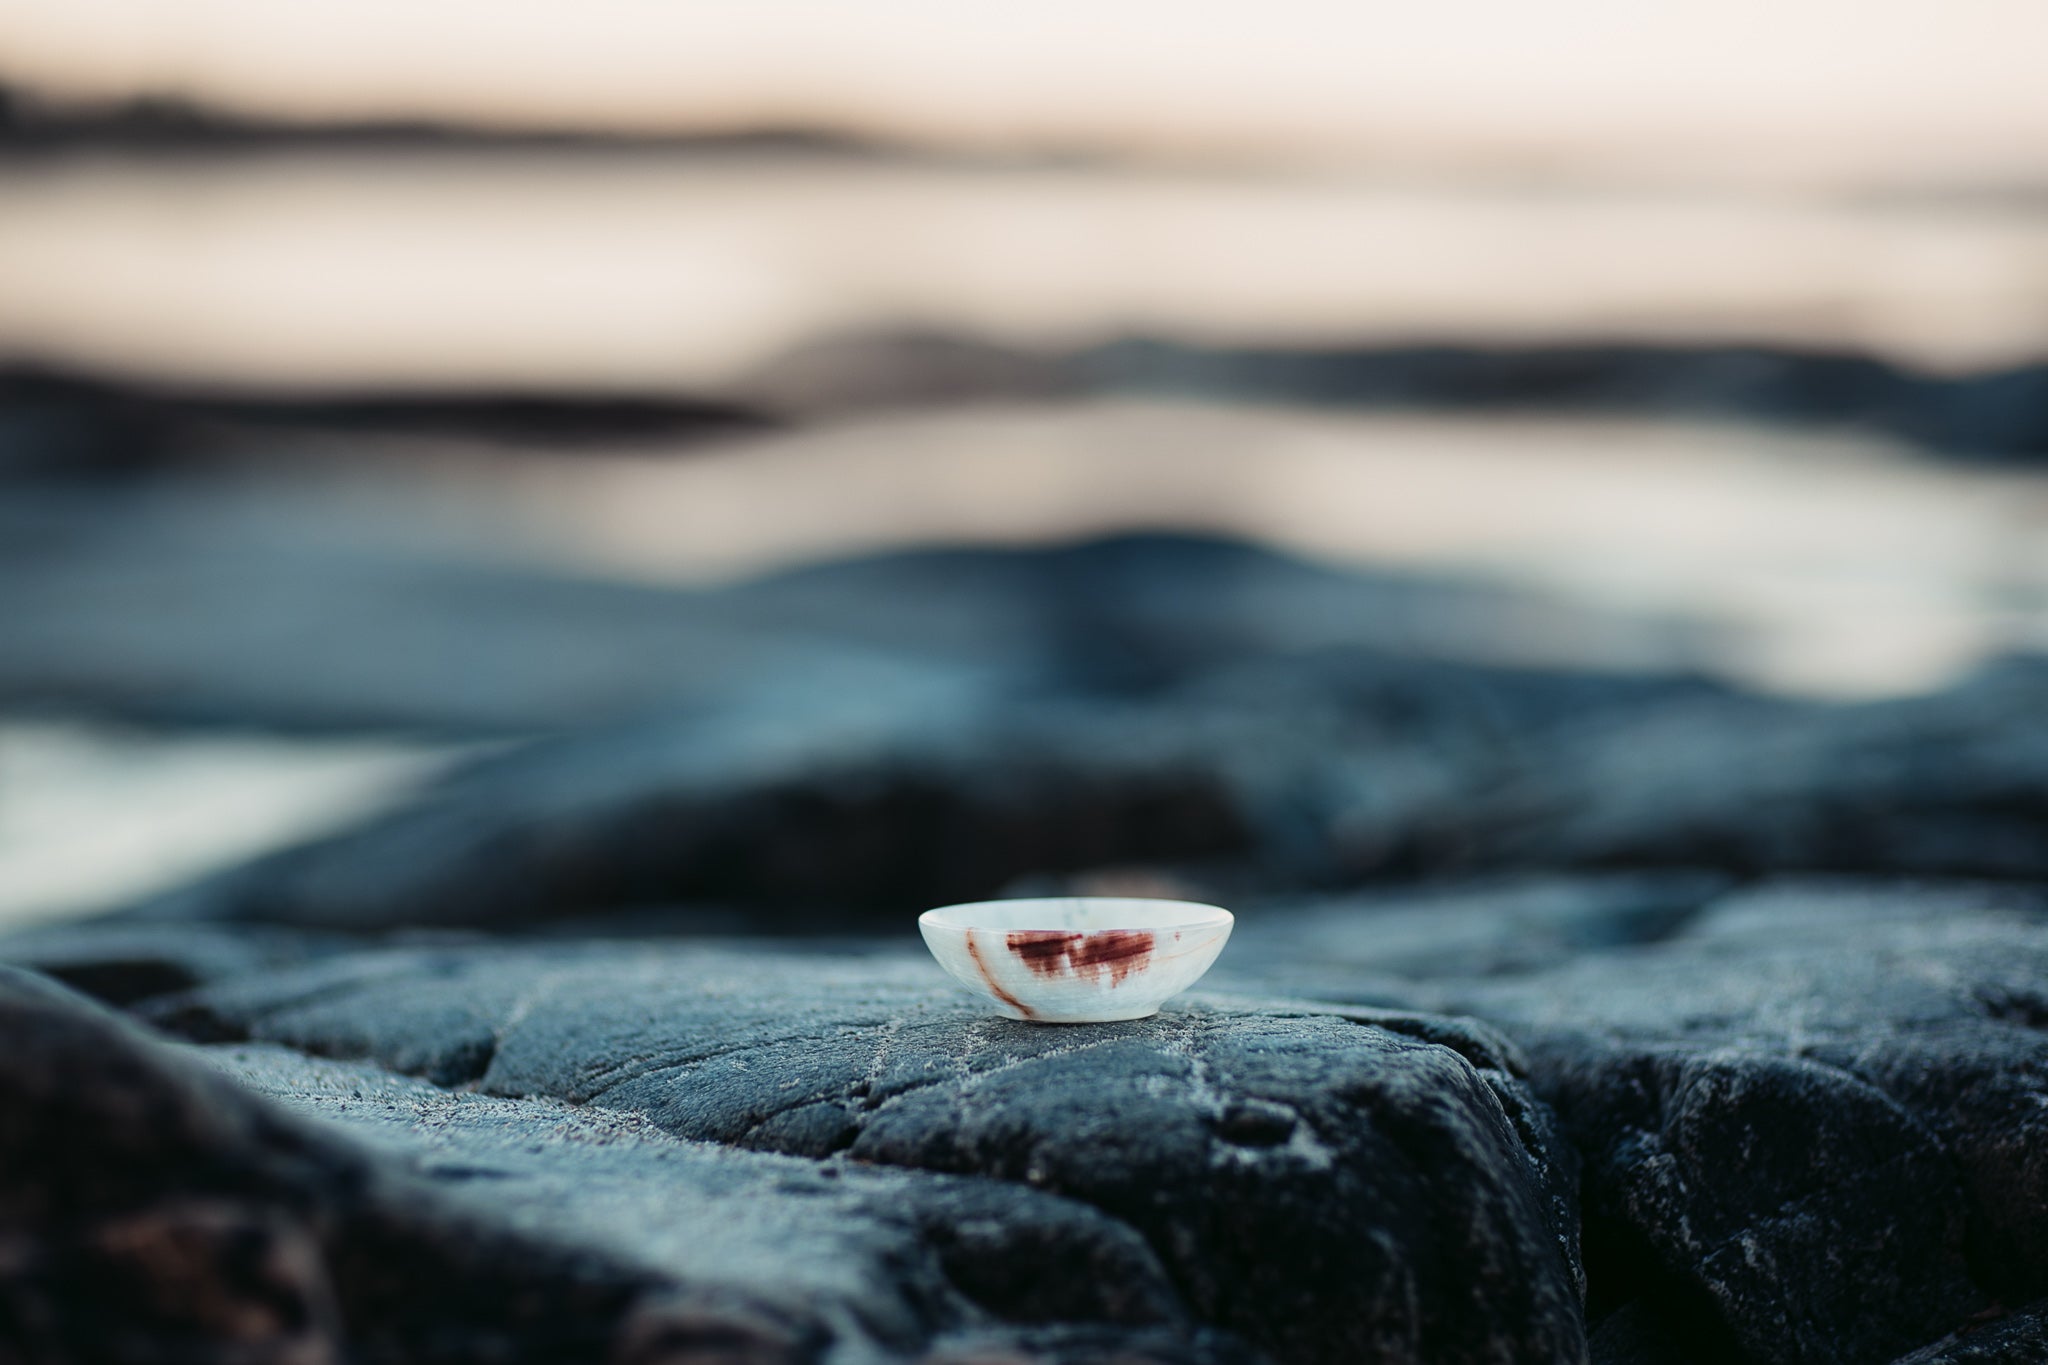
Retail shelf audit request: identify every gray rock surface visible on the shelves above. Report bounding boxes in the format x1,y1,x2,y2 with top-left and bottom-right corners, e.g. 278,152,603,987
0,965,671,1364
0,963,1267,1364
137,943,1590,1365
14,873,2048,1364
1236,880,2048,1365
208,1042,1260,1365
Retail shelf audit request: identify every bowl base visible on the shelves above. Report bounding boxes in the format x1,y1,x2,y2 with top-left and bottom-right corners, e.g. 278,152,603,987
992,1004,1163,1025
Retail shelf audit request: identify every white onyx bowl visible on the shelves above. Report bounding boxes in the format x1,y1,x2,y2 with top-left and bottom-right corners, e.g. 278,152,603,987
919,897,1233,1023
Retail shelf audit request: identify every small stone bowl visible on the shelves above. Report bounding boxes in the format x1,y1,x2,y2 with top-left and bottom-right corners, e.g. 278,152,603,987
919,897,1234,1023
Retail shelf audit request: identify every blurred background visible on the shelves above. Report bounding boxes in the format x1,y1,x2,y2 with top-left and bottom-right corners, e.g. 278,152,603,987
4,0,2047,932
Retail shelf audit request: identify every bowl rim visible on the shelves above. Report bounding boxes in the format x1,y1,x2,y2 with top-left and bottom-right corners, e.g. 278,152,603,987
919,896,1233,933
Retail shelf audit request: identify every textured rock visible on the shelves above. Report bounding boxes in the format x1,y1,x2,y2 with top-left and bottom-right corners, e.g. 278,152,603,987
143,942,1590,1365
0,964,1264,1364
0,965,661,1364
1243,880,2048,1365
207,1043,1255,1365
20,872,2048,1365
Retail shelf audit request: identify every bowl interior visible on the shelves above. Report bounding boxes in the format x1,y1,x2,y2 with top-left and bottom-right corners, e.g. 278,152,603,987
920,897,1231,933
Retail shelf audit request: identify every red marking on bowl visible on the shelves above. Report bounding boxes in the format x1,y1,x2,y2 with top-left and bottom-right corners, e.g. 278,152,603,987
1005,929,1156,986
965,932,1035,1019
